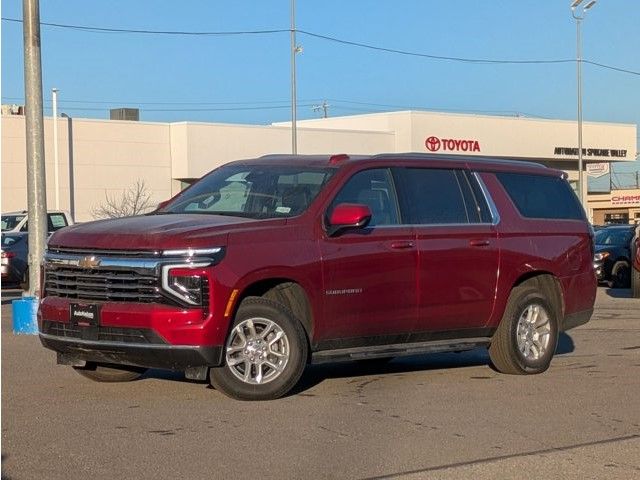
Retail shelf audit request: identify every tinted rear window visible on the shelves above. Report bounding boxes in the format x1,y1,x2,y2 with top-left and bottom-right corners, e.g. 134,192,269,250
496,172,585,220
399,168,470,224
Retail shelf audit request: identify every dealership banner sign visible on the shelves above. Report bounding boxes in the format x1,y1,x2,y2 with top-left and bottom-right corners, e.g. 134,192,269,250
611,194,640,207
553,147,628,158
586,163,610,178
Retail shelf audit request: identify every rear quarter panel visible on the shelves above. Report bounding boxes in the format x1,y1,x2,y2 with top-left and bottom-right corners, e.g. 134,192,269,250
480,172,596,327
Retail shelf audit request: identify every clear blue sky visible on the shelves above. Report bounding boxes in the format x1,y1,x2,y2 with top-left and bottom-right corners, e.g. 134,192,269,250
1,0,639,185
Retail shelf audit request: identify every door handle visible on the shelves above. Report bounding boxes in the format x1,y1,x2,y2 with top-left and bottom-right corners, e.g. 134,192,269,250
390,241,415,250
469,239,490,247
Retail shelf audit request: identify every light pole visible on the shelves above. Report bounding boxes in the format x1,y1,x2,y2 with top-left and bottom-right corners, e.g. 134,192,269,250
23,0,48,297
571,0,597,209
52,87,60,209
290,0,302,154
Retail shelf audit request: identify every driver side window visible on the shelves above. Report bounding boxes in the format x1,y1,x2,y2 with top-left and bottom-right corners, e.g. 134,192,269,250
330,169,400,226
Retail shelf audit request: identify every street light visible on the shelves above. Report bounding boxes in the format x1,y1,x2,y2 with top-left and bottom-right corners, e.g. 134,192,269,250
571,0,597,209
52,87,60,210
290,0,303,154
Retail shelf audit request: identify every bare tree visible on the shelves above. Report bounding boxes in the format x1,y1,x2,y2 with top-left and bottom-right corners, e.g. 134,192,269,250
91,179,154,219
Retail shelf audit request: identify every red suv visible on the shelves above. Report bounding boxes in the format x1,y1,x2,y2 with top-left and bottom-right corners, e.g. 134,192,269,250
39,154,596,400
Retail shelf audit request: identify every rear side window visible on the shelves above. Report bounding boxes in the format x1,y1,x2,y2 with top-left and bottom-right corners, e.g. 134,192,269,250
398,168,475,224
496,172,585,220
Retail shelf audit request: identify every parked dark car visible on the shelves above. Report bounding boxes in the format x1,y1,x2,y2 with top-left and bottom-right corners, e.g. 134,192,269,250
1,233,29,288
593,224,636,288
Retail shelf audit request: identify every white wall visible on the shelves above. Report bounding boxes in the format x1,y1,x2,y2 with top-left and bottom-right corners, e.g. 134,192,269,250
171,122,395,182
1,115,173,221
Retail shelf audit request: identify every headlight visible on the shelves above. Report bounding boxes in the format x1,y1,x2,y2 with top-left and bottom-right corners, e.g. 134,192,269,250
593,252,609,262
161,264,210,306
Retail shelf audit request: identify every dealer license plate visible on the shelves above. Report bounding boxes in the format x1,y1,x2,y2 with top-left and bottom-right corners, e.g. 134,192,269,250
70,303,100,340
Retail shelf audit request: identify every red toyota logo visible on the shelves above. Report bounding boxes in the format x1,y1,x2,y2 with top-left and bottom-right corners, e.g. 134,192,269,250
425,136,441,152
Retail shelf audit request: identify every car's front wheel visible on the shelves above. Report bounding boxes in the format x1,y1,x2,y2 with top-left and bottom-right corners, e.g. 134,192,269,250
610,260,631,289
209,297,308,401
489,279,559,375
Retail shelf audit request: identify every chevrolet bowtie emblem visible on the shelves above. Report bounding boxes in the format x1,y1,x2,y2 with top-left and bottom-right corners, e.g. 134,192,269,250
78,255,100,269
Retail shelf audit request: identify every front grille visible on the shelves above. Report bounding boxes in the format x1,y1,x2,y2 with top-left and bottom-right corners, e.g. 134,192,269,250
42,321,165,344
45,266,162,303
47,247,161,257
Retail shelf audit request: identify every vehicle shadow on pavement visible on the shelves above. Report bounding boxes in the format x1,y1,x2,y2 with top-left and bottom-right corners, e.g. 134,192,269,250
140,369,205,384
604,287,632,298
291,334,576,396
556,332,575,355
136,333,576,393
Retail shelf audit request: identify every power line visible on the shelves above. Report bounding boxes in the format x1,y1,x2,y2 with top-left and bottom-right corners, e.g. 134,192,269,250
2,16,639,75
583,60,640,77
325,98,552,118
1,95,301,106
0,17,287,36
2,95,551,118
24,104,315,113
299,30,573,65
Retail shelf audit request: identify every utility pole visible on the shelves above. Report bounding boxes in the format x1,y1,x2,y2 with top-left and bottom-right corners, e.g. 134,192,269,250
23,0,48,297
312,100,330,118
290,0,301,154
52,87,60,209
571,0,597,209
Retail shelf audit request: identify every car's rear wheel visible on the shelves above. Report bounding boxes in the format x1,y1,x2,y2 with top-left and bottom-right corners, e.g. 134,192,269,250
610,260,631,289
209,297,308,401
73,362,147,382
489,279,559,375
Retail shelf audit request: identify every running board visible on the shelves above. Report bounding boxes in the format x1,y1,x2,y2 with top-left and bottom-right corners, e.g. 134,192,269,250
310,337,491,365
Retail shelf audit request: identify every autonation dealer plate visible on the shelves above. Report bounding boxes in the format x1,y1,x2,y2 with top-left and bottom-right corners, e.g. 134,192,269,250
70,303,100,340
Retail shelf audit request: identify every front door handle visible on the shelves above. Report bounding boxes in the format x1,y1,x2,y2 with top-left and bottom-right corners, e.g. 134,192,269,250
390,241,415,250
469,239,490,247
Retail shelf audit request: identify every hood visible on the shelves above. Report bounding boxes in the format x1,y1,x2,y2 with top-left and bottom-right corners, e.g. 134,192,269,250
48,213,285,251
594,244,626,254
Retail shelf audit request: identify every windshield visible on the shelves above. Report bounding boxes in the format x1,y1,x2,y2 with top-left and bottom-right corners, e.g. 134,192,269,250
159,165,335,219
595,228,633,247
1,215,25,231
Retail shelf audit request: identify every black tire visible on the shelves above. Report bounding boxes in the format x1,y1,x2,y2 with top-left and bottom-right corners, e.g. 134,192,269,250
489,278,559,375
209,297,308,401
610,261,631,289
73,362,147,382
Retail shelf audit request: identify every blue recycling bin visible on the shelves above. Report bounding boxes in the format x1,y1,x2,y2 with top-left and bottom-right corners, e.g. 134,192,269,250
12,296,39,335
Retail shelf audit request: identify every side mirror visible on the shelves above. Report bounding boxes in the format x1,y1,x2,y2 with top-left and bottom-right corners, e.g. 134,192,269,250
327,203,372,236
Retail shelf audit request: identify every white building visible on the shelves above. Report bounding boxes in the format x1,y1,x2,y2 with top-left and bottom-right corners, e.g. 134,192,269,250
1,110,636,222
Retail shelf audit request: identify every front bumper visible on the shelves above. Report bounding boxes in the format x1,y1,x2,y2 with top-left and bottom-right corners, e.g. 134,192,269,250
593,261,605,281
38,296,227,371
39,333,223,370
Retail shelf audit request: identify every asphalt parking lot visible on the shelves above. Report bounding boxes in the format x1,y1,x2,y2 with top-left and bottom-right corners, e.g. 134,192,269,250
1,287,639,480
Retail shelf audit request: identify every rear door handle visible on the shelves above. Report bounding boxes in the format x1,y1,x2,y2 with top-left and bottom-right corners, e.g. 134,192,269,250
469,239,490,247
389,241,415,250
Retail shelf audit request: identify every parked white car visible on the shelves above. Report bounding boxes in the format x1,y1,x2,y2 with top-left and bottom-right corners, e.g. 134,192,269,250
1,210,74,233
